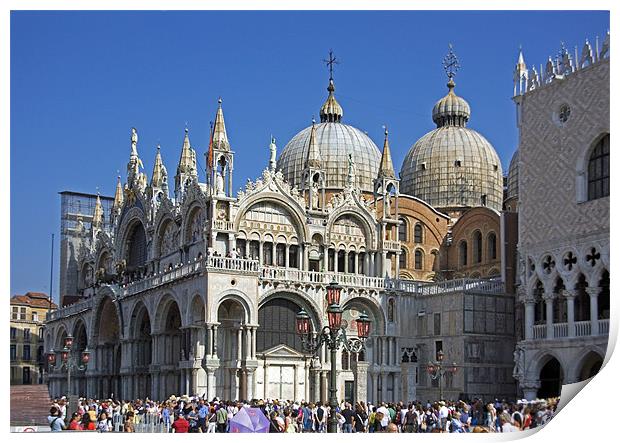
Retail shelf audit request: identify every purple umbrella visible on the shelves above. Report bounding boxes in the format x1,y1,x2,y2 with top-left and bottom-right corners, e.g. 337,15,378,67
229,407,270,433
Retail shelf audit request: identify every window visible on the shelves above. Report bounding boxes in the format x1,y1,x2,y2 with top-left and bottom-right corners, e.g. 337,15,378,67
10,327,16,340
487,233,497,260
415,249,423,270
455,160,462,167
32,312,38,322
11,307,18,320
433,313,442,336
399,249,407,269
435,340,443,358
20,307,26,320
10,345,16,361
481,194,487,206
23,345,31,361
588,134,610,200
39,328,44,341
24,328,30,341
473,231,482,263
414,223,423,243
459,241,468,266
398,218,407,242
388,298,395,322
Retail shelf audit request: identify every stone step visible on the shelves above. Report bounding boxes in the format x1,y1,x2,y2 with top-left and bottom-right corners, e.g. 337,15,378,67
10,384,52,426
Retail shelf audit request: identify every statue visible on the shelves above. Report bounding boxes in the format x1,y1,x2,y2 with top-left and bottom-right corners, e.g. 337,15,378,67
131,127,138,156
269,136,277,171
215,171,225,196
347,153,356,188
513,345,525,381
312,181,320,210
385,193,391,217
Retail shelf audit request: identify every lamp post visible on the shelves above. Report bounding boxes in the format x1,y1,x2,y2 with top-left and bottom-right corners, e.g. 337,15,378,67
296,281,371,433
47,334,90,413
426,350,458,401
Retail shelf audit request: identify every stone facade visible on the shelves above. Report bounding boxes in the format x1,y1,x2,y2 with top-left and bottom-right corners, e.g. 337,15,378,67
511,36,609,400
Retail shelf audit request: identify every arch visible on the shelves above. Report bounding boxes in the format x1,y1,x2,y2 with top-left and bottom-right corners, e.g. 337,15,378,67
183,204,205,245
327,208,376,250
574,273,590,322
587,133,610,201
575,349,604,382
399,248,408,269
216,292,253,325
257,297,307,353
459,240,468,267
124,220,148,270
414,222,424,243
330,212,373,249
472,230,483,263
576,132,610,202
387,298,395,322
537,355,564,398
72,318,88,351
598,269,610,319
552,276,567,324
258,289,322,333
414,248,424,270
532,279,546,325
92,296,121,345
54,325,68,351
188,293,206,325
487,232,497,261
156,217,178,257
341,296,386,336
398,217,408,242
129,300,153,337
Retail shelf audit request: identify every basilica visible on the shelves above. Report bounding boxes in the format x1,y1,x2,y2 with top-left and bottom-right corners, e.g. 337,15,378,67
44,38,608,404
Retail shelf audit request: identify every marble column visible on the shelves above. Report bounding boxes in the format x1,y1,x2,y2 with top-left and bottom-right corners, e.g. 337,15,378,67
334,250,340,273
212,325,219,358
524,301,535,340
587,287,601,335
564,289,576,337
245,326,252,360
285,245,290,268
320,371,328,404
381,372,387,402
251,327,257,359
344,252,349,273
263,363,270,399
259,242,264,265
304,361,310,401
207,368,216,401
237,328,243,361
293,364,299,401
544,295,554,338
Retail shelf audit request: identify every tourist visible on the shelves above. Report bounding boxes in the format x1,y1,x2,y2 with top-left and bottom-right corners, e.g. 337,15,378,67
402,404,418,433
81,409,96,430
207,405,217,433
386,423,398,433
376,402,390,431
124,411,135,432
67,412,82,431
171,413,190,433
96,412,110,432
269,411,283,432
48,406,66,432
215,403,228,432
354,403,368,433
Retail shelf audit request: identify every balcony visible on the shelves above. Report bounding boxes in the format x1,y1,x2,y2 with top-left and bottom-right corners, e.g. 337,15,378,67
530,319,609,340
48,298,92,322
385,276,504,295
205,256,260,274
259,267,385,291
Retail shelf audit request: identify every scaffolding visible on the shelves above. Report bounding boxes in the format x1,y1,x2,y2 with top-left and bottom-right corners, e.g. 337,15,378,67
59,191,114,306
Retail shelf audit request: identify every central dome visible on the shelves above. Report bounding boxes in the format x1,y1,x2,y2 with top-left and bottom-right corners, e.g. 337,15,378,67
277,78,381,193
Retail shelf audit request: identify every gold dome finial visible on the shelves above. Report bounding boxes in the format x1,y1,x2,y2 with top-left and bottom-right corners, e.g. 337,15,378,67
320,50,343,123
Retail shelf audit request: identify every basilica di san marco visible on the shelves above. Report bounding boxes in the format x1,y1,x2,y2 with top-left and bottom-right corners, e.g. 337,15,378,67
44,41,609,408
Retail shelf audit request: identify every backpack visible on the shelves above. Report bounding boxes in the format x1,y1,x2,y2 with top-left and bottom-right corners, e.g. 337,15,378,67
317,407,324,421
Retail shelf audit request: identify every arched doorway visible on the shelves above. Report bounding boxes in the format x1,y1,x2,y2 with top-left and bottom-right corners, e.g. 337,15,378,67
256,295,317,402
216,298,247,400
160,300,182,398
537,357,563,399
131,302,152,399
95,297,121,399
578,351,603,381
72,320,88,396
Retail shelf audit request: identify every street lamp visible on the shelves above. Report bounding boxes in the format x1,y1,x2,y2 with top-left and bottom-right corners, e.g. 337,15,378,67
426,350,457,401
47,337,90,411
296,280,371,433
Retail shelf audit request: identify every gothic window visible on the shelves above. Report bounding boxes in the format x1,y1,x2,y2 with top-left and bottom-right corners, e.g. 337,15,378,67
487,232,497,260
388,298,395,322
574,274,590,322
414,249,423,270
341,350,350,370
399,249,407,269
459,241,468,266
598,270,610,320
533,280,546,325
414,223,423,243
473,231,482,263
126,222,147,269
588,134,609,200
552,277,567,323
398,218,408,242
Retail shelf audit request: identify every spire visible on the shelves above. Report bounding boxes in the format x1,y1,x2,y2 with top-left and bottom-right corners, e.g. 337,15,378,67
151,144,166,188
378,126,396,179
177,127,197,176
212,98,231,151
113,174,124,210
433,45,470,127
305,119,321,169
92,191,104,230
320,50,343,123
514,46,528,96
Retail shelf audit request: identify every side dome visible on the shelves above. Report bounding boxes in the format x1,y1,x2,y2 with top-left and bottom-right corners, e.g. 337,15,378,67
506,149,519,200
400,78,504,212
276,76,381,193
277,122,381,193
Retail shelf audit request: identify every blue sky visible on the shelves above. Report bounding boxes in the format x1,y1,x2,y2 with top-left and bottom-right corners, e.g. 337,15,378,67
10,10,609,301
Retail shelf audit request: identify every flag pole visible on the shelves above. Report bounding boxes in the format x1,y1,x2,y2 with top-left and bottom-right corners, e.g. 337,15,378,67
49,233,54,314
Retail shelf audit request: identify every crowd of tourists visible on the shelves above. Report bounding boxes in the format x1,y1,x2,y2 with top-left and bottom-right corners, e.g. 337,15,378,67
47,394,558,433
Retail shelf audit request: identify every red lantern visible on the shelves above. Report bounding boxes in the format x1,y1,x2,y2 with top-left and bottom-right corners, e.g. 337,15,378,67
81,348,91,365
61,347,69,363
356,311,371,339
47,349,56,366
327,304,343,332
326,281,342,306
296,309,311,336
64,334,74,349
